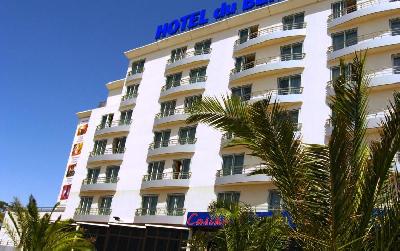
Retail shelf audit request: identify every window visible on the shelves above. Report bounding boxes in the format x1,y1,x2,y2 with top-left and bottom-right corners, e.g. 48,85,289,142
125,84,139,99
238,25,259,44
184,95,202,109
277,75,302,95
393,54,400,74
112,137,126,154
282,12,305,30
330,63,356,81
288,109,300,126
231,85,252,101
131,59,145,75
390,18,400,36
78,197,93,214
331,0,357,19
160,100,176,117
235,54,256,73
99,114,114,129
222,154,245,176
178,126,197,144
165,72,182,89
99,197,112,215
153,130,171,148
93,140,107,155
170,47,187,63
194,39,211,54
106,166,120,183
141,195,158,215
217,192,240,208
172,159,191,179
120,110,133,125
189,66,207,83
331,28,357,51
280,42,303,61
86,168,100,184
147,161,165,181
269,190,282,210
167,194,185,216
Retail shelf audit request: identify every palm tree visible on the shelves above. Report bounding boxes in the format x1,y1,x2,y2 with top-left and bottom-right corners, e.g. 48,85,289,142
187,52,400,250
188,202,289,251
5,195,93,251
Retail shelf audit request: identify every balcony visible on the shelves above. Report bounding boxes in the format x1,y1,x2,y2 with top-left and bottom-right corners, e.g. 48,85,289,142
134,208,186,225
94,120,131,137
160,76,207,99
73,208,111,223
250,87,304,104
230,54,305,83
327,29,400,61
80,177,119,192
126,70,143,81
154,108,189,126
234,23,307,53
120,93,138,107
328,0,400,29
165,49,212,71
147,139,196,157
88,148,125,163
215,164,272,186
141,172,191,190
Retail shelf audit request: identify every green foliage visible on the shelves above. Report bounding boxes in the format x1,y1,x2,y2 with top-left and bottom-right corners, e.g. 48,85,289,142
187,52,400,250
5,195,93,251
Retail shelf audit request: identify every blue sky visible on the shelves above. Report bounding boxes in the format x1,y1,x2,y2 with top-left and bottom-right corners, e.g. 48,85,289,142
0,0,231,205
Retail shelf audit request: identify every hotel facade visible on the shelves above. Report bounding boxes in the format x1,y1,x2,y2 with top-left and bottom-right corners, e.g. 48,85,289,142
53,0,400,249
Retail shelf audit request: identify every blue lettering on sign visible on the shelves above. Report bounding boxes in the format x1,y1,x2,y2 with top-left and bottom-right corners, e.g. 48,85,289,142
155,0,284,40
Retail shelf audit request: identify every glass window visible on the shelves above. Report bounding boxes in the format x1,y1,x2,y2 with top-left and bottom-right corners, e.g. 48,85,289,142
222,154,245,176
106,166,120,183
86,168,100,184
231,85,252,101
217,192,240,208
93,140,107,155
166,73,182,89
184,95,202,109
189,67,207,83
269,190,282,210
112,137,126,154
99,197,112,215
153,130,171,148
172,159,191,179
390,18,400,36
125,84,139,98
332,28,357,51
178,126,197,144
167,194,185,216
78,197,93,214
280,42,303,61
194,39,211,54
288,110,300,125
393,55,400,74
160,100,176,117
142,195,158,215
238,25,259,44
120,110,132,125
330,63,355,81
331,0,356,19
234,54,256,73
278,75,302,95
282,12,305,30
170,47,187,62
147,161,165,181
131,59,145,74
99,114,114,129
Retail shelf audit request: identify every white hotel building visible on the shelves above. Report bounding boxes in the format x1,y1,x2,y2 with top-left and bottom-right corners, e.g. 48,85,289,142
52,0,400,249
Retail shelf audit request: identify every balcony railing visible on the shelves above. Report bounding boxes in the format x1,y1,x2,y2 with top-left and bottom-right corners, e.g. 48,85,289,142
148,138,197,150
231,53,305,75
327,0,398,22
328,29,399,53
90,148,126,157
121,93,138,101
135,207,186,216
96,120,132,131
37,207,66,213
167,48,212,64
326,110,389,127
75,207,112,216
216,164,268,177
251,87,304,98
82,177,119,185
143,172,192,181
234,22,307,45
161,76,208,92
155,108,187,119
128,69,144,76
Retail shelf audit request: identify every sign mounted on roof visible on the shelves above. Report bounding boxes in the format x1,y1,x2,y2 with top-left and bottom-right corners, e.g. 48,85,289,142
155,0,284,40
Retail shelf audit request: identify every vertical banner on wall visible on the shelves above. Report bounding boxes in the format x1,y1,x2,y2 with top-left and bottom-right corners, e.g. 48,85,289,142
60,184,72,200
